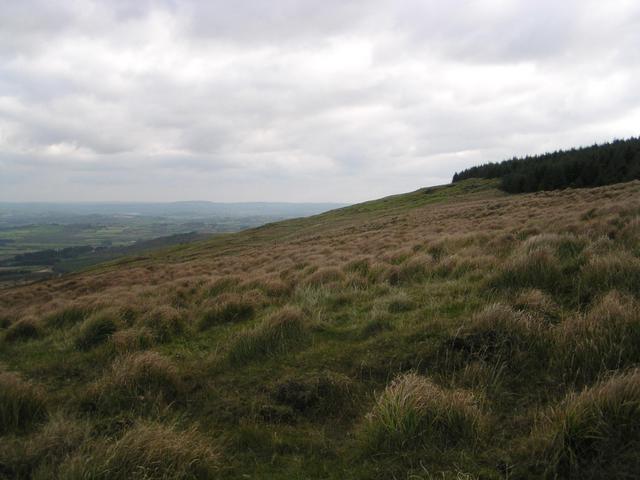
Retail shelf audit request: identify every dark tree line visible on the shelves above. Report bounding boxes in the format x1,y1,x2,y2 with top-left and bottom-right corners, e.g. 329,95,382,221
452,137,640,193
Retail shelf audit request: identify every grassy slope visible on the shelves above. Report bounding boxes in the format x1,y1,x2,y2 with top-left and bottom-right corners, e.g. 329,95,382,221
1,178,640,479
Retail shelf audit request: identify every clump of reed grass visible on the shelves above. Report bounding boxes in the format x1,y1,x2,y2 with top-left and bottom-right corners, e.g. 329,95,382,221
304,267,345,287
228,306,308,364
491,247,563,293
343,257,371,276
513,288,560,323
396,254,434,283
272,371,354,417
0,370,47,434
553,291,640,384
385,291,415,314
205,275,241,297
73,309,119,351
619,216,640,250
0,414,90,479
58,421,220,480
360,314,393,339
140,305,185,342
83,351,181,414
579,251,640,300
44,304,88,328
198,293,255,330
0,313,12,329
453,304,551,370
359,372,484,455
537,369,640,478
110,327,153,353
4,317,41,343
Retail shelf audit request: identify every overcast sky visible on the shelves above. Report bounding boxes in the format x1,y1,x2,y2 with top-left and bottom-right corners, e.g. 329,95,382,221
1,0,639,202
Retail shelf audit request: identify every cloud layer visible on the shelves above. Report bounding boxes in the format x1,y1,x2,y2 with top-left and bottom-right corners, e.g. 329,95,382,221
1,0,639,202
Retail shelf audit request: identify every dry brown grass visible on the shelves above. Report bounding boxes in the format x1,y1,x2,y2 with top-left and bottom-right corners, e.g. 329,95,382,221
198,292,257,330
454,304,551,371
554,291,640,384
139,305,185,342
360,372,485,454
0,180,639,478
0,414,91,478
0,369,47,434
83,351,181,414
536,369,640,479
228,306,308,364
58,421,220,480
4,316,41,343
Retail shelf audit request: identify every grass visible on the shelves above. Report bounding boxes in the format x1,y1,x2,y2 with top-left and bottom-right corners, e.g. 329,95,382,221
4,317,41,343
554,291,640,384
271,371,354,417
453,303,552,373
73,310,119,350
227,306,309,364
0,414,90,479
359,372,484,455
198,293,255,330
45,305,88,329
82,351,181,414
537,369,640,479
0,369,47,434
57,421,220,479
0,179,639,478
140,305,185,342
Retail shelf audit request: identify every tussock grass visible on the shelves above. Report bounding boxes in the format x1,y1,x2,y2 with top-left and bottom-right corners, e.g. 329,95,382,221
385,291,415,314
205,275,241,297
2,179,640,478
228,306,308,364
73,310,118,351
0,370,47,434
250,275,292,297
359,372,484,454
453,304,551,370
396,254,434,283
0,313,12,329
619,216,640,250
0,414,90,479
272,372,354,417
554,291,640,384
304,267,345,287
579,252,640,300
360,315,393,339
58,421,220,480
110,327,153,353
140,305,185,342
343,257,371,276
198,293,255,331
83,351,181,414
492,247,563,293
45,305,88,329
537,369,640,478
4,317,41,343
513,288,560,323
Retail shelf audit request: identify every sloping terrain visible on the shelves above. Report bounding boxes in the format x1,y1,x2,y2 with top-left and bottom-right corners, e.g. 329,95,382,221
1,178,640,479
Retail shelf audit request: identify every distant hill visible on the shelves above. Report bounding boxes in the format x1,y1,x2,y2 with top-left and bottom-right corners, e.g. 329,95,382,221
0,201,346,228
453,137,640,193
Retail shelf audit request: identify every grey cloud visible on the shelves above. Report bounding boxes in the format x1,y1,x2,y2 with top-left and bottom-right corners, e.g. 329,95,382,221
0,0,639,202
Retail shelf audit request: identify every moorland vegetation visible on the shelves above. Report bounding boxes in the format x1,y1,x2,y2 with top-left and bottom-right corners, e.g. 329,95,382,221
1,173,640,478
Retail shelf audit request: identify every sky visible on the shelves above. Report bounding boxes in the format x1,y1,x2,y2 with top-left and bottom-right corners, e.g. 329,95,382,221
1,0,639,203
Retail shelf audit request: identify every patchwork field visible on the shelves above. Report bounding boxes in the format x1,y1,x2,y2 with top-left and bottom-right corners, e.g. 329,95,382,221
1,178,639,479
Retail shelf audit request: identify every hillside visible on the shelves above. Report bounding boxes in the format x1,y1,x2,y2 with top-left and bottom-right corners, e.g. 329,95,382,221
1,178,640,479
